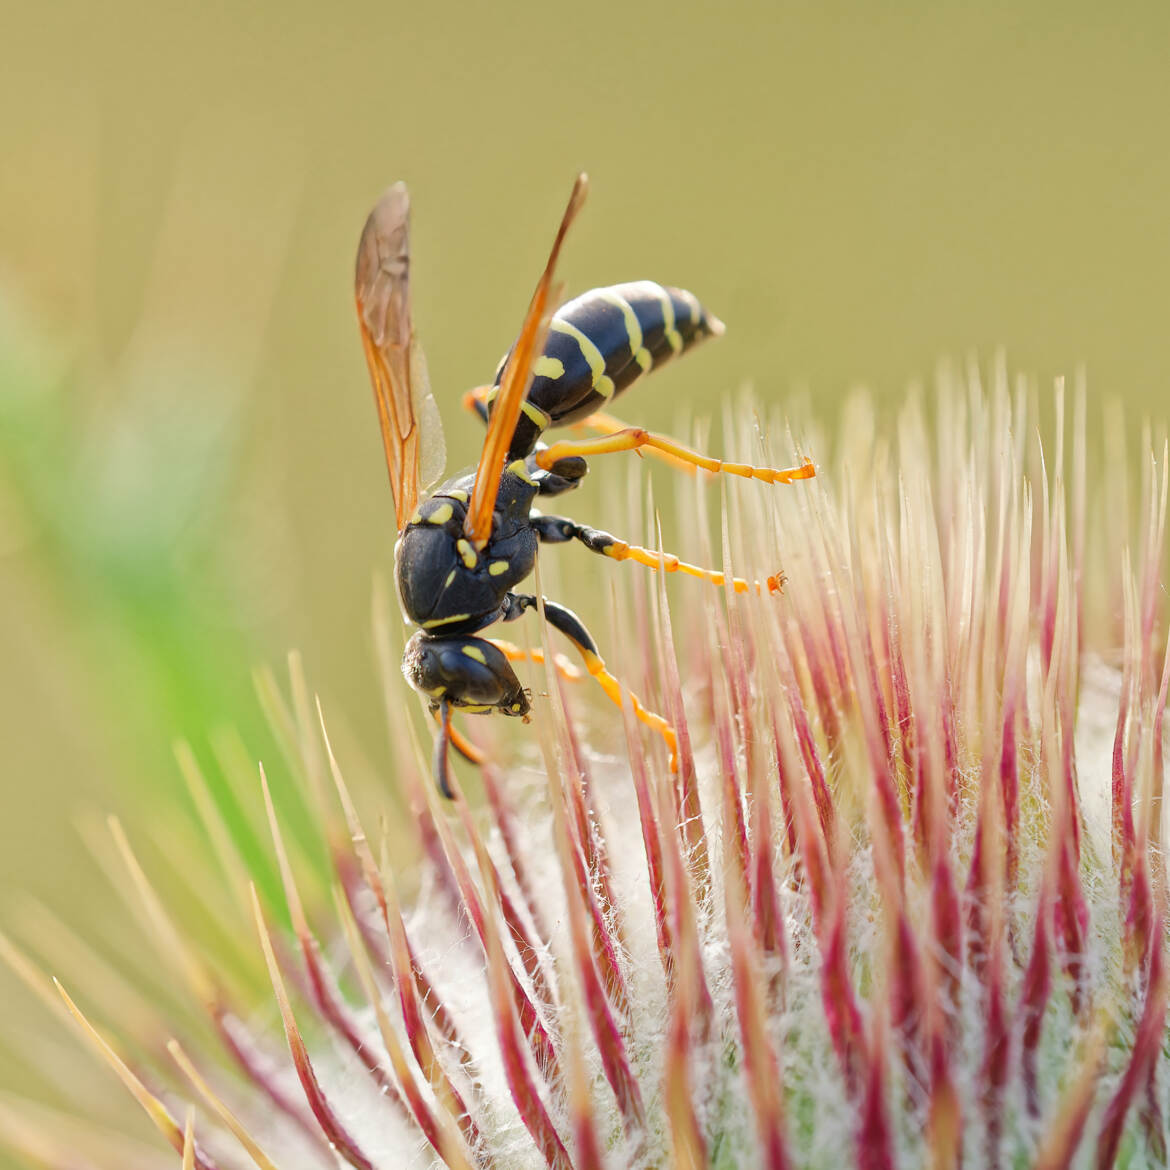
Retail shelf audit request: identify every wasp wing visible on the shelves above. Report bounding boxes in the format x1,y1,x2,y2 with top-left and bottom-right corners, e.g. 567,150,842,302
463,174,588,547
355,182,446,532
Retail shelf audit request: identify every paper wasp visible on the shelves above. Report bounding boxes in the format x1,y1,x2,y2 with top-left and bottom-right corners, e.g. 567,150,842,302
354,174,814,796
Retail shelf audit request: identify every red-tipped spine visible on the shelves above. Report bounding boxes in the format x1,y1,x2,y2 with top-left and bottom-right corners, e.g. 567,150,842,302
251,888,378,1170
1095,924,1168,1168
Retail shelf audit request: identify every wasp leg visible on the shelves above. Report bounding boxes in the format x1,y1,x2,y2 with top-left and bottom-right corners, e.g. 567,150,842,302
535,427,816,486
487,638,584,681
462,385,493,424
502,593,679,772
574,410,697,475
531,515,784,594
530,451,588,498
466,385,591,499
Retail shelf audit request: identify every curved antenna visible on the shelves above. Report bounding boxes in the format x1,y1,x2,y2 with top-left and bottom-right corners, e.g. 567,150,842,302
464,174,588,547
433,699,456,800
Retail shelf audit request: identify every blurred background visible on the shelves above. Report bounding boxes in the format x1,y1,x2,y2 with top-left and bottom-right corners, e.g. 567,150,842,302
1,0,1168,1154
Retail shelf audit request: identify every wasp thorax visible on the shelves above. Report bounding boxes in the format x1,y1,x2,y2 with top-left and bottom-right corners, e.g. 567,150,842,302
402,632,530,716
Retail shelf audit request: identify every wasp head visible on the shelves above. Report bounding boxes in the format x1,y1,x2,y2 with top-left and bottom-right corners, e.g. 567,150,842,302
403,631,530,718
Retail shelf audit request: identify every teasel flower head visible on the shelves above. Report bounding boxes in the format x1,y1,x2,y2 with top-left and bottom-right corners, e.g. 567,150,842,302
2,367,1168,1170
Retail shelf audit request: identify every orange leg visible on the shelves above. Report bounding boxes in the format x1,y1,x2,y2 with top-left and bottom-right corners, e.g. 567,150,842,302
574,410,698,475
575,644,678,773
601,538,784,595
506,592,679,773
464,393,807,486
462,385,494,418
487,638,584,681
536,427,815,485
430,704,486,767
464,393,691,472
534,513,785,595
544,603,676,771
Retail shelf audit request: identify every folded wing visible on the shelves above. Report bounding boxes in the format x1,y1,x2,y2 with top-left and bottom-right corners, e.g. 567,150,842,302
355,182,445,531
463,173,589,547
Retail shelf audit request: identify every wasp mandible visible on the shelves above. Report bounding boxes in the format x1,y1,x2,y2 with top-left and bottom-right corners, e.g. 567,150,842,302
355,174,815,796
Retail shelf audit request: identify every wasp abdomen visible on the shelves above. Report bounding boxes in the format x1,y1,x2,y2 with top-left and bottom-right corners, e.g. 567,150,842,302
502,281,723,458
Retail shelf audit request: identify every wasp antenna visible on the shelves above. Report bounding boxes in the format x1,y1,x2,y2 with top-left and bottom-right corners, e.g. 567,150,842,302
434,700,456,800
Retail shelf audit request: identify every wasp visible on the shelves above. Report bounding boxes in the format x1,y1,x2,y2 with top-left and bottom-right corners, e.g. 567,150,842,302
354,174,814,796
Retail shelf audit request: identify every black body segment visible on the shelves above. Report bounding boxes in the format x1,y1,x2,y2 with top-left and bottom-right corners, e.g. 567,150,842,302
491,281,724,459
395,466,540,635
403,632,529,716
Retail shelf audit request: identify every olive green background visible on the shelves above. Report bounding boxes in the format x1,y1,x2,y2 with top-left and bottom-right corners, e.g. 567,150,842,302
1,0,1168,1154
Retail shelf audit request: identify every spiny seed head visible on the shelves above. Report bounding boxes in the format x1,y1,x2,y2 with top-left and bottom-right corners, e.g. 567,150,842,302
2,369,1169,1170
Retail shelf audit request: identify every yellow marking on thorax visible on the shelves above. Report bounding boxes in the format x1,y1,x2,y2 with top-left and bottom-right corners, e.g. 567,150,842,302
551,317,615,399
653,284,684,354
489,560,510,576
456,539,477,569
597,288,652,372
460,704,492,714
461,645,487,664
422,613,470,629
447,489,469,503
444,569,457,587
508,459,537,485
425,502,454,525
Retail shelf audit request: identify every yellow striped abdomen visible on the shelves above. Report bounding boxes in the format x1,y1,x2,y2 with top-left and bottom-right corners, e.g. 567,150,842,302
495,280,724,458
